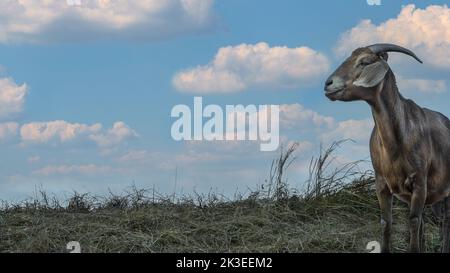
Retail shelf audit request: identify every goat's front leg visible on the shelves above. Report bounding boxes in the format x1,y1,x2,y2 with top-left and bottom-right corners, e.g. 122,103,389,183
409,174,427,253
376,178,393,253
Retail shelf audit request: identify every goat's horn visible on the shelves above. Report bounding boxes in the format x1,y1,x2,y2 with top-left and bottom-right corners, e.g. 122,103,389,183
368,43,423,64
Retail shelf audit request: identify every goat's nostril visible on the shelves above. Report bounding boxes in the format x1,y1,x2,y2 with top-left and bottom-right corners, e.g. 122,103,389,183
325,78,333,87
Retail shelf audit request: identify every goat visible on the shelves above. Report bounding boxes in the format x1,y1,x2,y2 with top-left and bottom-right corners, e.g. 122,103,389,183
324,43,450,253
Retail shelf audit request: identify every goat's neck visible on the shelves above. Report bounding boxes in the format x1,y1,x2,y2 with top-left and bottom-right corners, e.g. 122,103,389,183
370,70,406,155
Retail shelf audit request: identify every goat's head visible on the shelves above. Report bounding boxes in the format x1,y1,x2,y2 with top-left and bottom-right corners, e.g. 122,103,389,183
324,43,423,102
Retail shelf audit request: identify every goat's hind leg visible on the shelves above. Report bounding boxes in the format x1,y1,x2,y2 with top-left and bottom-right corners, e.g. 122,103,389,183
407,174,426,251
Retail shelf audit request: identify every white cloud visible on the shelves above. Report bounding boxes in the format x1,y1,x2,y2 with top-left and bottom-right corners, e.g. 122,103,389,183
397,76,447,94
115,147,229,172
89,121,138,148
33,164,115,176
117,150,152,163
0,0,216,43
280,104,335,130
173,42,330,93
0,77,28,119
116,150,176,170
322,119,374,143
270,103,374,154
335,4,450,69
20,120,136,148
278,104,373,148
0,122,19,141
20,120,102,144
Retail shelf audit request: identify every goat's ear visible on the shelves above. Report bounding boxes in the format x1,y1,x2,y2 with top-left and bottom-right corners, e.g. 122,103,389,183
353,60,389,88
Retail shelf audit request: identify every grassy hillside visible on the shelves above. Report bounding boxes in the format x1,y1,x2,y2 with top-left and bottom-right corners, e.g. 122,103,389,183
0,142,443,253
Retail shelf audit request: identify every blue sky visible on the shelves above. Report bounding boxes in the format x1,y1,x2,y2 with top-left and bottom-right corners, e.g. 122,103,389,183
0,0,449,201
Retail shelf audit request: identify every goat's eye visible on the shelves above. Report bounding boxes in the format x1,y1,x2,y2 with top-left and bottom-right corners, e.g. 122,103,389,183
359,60,371,67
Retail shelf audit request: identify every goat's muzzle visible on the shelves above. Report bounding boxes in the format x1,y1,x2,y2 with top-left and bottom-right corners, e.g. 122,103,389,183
324,76,345,100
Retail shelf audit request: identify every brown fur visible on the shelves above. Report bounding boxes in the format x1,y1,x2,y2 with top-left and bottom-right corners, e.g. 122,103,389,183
325,46,450,253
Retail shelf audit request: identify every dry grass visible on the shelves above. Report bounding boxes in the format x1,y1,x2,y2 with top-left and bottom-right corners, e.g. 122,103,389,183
0,142,443,253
